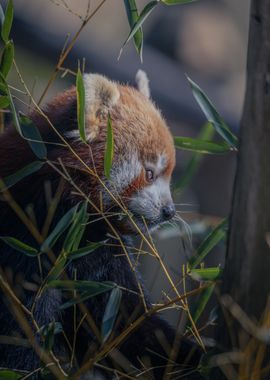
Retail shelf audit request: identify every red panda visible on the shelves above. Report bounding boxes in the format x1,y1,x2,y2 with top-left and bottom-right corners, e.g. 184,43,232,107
0,71,203,379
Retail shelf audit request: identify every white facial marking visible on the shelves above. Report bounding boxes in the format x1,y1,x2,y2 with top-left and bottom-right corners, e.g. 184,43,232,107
129,177,172,222
102,151,142,205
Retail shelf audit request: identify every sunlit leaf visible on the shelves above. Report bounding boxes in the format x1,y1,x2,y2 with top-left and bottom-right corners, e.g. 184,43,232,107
104,113,114,179
0,369,23,380
20,114,47,160
187,76,238,148
101,287,122,343
41,204,79,253
1,161,44,190
191,283,215,324
0,95,9,108
1,0,13,43
0,40,14,77
189,219,228,269
174,136,231,154
120,1,158,58
161,0,198,4
174,123,214,191
124,0,143,61
68,241,104,261
76,67,86,143
190,267,223,281
0,236,38,256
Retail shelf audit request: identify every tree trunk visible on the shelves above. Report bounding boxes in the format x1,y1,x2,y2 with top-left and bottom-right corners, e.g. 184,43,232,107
217,0,270,372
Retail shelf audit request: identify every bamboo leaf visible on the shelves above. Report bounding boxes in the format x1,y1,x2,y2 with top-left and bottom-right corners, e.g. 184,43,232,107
191,283,215,324
20,114,47,160
120,1,158,57
0,236,38,256
104,113,114,179
0,73,22,135
63,201,88,253
1,0,13,43
189,219,228,269
1,161,44,190
161,0,198,4
48,280,115,292
174,123,214,191
0,5,5,26
101,287,122,343
174,136,231,154
0,40,14,78
76,68,86,143
190,267,222,281
187,76,238,148
56,282,115,310
39,321,62,352
0,95,9,108
124,0,143,61
46,256,67,283
0,370,23,380
41,204,79,253
68,242,104,261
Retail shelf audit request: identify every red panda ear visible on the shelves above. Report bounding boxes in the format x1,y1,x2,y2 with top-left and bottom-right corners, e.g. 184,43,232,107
83,74,120,140
135,70,150,99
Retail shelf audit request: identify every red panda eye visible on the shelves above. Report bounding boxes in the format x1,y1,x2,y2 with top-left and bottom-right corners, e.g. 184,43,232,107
145,169,154,182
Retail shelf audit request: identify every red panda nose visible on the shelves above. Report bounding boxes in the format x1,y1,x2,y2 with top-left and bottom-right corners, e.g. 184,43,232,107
162,204,176,220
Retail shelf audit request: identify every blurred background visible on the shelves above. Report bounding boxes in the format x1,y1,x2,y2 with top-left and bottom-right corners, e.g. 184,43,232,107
6,0,251,331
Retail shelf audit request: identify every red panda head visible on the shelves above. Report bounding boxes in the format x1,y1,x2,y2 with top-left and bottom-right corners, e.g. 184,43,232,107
63,71,176,233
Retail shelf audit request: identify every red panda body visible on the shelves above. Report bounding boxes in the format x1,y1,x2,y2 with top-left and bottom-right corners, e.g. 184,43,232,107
0,73,203,379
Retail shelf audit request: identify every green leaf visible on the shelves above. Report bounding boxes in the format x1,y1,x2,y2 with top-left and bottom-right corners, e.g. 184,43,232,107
41,204,79,253
0,40,14,78
189,219,228,269
0,95,9,108
63,201,88,253
191,284,215,324
174,136,231,154
1,161,44,190
39,321,63,336
46,256,68,283
0,236,38,256
187,76,238,149
120,1,158,57
104,113,114,179
124,0,143,61
40,321,63,352
76,67,86,143
0,369,23,380
101,287,122,343
174,123,215,191
0,5,5,26
190,267,223,281
0,81,8,94
161,0,198,4
0,73,21,135
20,114,47,160
68,242,104,261
1,0,13,43
55,282,115,310
48,279,115,292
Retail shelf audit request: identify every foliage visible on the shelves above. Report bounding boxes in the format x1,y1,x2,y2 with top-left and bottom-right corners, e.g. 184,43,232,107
0,1,261,379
